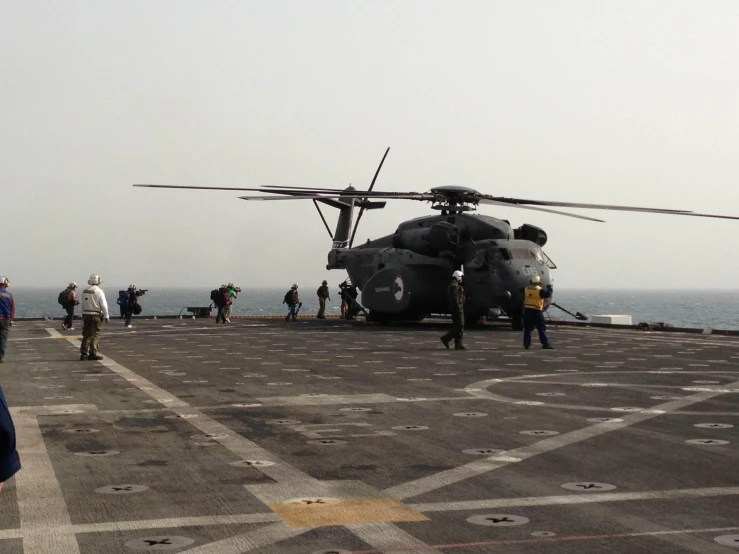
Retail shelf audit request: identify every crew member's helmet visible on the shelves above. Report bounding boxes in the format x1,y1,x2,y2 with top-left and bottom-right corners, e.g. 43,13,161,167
322,280,328,286
292,283,298,289
227,282,234,288
88,274,102,286
68,282,77,289
530,275,542,285
452,270,464,281
0,276,9,286
128,284,137,291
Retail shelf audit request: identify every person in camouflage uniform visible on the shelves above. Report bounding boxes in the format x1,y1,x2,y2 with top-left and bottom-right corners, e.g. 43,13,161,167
440,270,466,350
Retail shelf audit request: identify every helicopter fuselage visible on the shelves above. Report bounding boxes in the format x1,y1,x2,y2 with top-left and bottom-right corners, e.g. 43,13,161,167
327,212,555,324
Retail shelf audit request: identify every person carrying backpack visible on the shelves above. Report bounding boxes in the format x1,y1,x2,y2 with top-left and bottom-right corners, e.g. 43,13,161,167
59,282,79,330
213,285,231,324
283,284,300,321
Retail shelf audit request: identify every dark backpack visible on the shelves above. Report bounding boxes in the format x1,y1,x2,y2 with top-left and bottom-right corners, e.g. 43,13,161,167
210,288,224,306
57,290,68,306
284,290,295,305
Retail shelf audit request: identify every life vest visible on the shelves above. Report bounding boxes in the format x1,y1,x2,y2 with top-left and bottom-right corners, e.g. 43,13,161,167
82,286,103,315
524,285,544,311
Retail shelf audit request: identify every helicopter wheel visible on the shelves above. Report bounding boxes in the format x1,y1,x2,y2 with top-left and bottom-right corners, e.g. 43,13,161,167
465,315,483,328
510,312,524,331
367,311,391,325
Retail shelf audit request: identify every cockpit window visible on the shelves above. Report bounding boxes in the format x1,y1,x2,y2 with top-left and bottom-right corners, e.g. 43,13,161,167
466,250,487,270
507,248,536,260
506,247,546,264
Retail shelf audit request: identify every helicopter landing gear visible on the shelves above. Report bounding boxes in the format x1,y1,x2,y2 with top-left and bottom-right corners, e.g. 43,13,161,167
465,314,484,328
366,311,391,324
510,312,524,331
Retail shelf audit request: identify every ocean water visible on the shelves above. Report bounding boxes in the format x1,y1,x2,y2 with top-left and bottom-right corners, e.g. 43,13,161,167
7,287,739,330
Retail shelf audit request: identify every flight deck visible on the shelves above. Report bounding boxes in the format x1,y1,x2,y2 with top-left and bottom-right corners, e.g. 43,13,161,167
0,319,737,553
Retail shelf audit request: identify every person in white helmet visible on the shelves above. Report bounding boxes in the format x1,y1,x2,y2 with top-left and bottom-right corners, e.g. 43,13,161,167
441,270,466,350
80,274,109,361
523,275,553,350
283,284,300,321
0,277,14,363
60,282,79,330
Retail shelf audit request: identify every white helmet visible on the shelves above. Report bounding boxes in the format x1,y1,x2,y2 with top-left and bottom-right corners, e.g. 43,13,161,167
452,270,464,281
68,282,77,288
530,275,541,285
129,284,137,290
0,276,9,286
88,274,102,285
292,283,298,289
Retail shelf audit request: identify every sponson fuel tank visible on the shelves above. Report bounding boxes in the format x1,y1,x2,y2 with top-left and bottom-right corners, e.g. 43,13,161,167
392,222,461,256
361,264,449,315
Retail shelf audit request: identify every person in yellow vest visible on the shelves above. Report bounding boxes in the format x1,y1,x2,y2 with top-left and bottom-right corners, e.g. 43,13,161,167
523,275,553,350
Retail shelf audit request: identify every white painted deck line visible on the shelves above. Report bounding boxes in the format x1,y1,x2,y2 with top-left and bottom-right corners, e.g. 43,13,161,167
0,513,282,540
178,521,306,554
11,409,81,554
384,375,739,500
347,523,444,554
411,486,739,512
49,328,320,487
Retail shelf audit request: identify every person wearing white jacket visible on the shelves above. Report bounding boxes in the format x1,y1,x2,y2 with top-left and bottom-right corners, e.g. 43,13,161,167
80,274,109,361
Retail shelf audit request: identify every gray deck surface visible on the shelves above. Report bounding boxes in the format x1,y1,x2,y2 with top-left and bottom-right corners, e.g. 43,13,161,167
0,318,737,553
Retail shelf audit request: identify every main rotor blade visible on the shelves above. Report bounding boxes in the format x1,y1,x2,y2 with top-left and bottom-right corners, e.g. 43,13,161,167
350,147,391,248
482,195,739,220
483,195,691,214
368,147,390,194
666,211,739,221
479,199,605,222
260,185,352,192
134,184,267,192
238,193,428,201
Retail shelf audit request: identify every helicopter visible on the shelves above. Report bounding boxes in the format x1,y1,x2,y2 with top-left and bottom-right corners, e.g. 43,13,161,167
134,148,739,329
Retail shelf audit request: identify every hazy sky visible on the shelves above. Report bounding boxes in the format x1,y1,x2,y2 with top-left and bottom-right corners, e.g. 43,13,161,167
2,1,738,289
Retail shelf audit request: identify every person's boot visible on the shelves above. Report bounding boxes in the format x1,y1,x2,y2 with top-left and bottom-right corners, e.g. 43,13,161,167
440,337,450,349
542,344,554,350
80,353,87,361
455,342,466,350
88,353,104,361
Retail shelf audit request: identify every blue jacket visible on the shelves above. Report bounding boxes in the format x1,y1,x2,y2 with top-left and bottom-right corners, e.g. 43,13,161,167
0,290,14,320
0,383,21,483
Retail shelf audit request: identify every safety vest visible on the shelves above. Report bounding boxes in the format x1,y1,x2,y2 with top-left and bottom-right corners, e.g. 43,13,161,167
82,286,102,315
524,285,544,311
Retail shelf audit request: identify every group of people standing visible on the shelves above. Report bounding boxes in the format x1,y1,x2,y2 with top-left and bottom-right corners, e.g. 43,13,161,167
282,280,360,321
212,283,239,324
440,270,553,351
59,282,144,330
